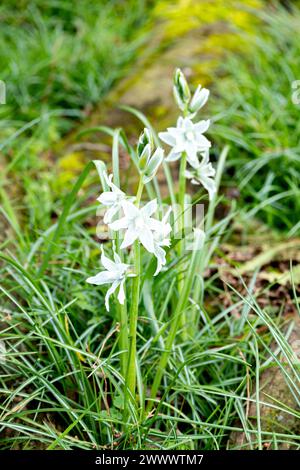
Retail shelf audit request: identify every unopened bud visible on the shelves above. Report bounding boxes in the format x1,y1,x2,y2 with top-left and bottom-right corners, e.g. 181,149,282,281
188,85,209,115
173,68,191,111
137,128,153,158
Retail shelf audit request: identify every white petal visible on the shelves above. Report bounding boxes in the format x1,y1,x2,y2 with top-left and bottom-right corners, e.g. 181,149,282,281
148,218,164,232
183,117,194,130
177,116,185,128
141,199,157,217
139,227,155,253
158,131,176,146
203,162,216,178
196,135,211,150
109,216,128,231
121,200,140,219
165,150,181,162
105,173,124,195
100,247,117,271
194,119,210,134
98,192,117,206
103,205,119,224
86,271,117,285
201,176,217,200
117,279,126,305
185,143,198,167
120,228,138,249
153,246,166,276
105,280,119,311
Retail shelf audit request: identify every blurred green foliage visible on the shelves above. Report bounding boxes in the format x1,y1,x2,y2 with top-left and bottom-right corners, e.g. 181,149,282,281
0,0,149,136
212,4,300,233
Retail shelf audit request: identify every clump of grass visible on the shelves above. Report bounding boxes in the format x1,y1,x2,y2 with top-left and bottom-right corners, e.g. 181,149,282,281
1,68,300,451
0,0,150,149
211,3,300,232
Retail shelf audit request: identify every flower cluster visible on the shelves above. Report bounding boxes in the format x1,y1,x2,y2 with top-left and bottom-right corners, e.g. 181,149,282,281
159,68,216,200
87,69,216,311
87,130,171,310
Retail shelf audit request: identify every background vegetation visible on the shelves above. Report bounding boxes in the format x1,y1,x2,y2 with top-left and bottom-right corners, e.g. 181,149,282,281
0,0,299,450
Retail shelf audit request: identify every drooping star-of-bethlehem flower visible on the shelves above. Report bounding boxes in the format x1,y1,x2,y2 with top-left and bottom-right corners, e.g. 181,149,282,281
185,150,217,200
97,173,131,224
86,246,133,311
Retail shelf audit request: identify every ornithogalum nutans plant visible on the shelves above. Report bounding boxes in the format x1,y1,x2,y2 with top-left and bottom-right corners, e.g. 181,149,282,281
86,68,227,423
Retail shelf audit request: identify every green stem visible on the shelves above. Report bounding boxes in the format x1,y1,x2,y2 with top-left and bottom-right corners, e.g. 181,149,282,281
124,179,144,416
136,179,144,204
117,302,129,380
178,152,187,242
147,229,203,413
126,241,141,402
112,129,129,381
177,152,188,339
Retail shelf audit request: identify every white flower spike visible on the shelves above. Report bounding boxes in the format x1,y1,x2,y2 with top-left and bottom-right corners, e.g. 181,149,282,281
159,116,211,168
109,199,164,254
185,151,216,200
97,173,128,224
86,246,131,311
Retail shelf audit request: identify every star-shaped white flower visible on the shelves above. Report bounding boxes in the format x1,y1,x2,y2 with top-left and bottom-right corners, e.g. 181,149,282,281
185,151,216,200
159,116,211,167
153,207,172,276
97,173,130,224
109,199,163,253
86,246,131,311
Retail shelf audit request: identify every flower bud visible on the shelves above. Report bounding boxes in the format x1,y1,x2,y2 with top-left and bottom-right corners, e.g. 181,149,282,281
188,85,209,115
142,147,164,184
173,68,191,111
138,143,151,171
137,128,153,158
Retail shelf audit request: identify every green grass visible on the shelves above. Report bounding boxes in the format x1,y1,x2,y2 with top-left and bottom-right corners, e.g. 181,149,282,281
1,216,300,449
211,3,300,233
1,124,300,449
0,0,150,162
1,0,300,452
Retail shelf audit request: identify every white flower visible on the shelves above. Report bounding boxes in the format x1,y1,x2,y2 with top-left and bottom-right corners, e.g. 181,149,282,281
185,151,216,200
188,85,209,117
159,116,211,167
109,199,164,253
153,207,172,276
86,246,131,311
97,173,129,224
